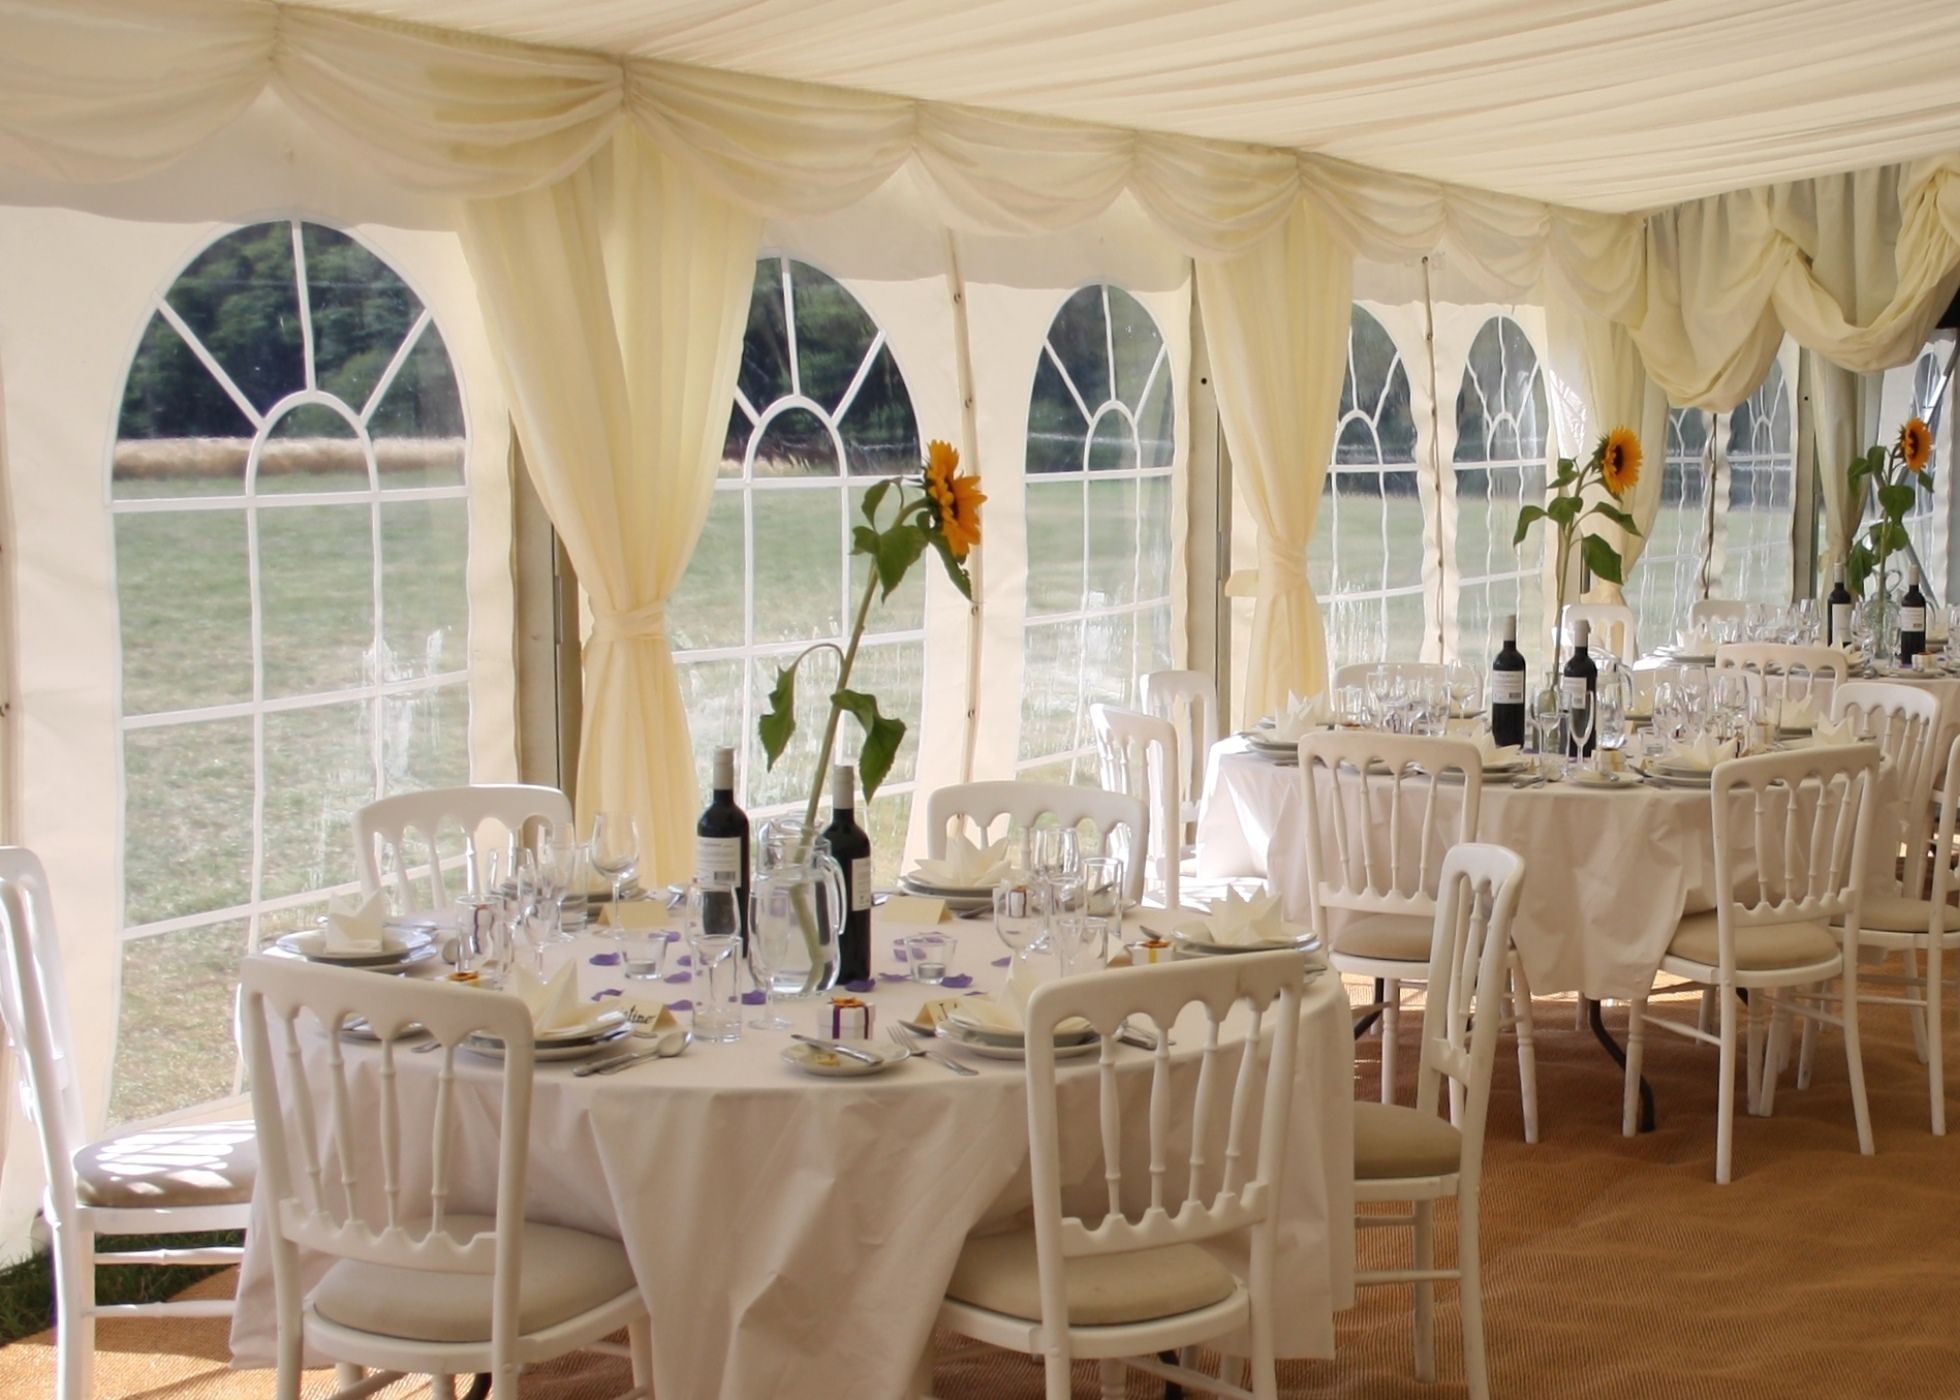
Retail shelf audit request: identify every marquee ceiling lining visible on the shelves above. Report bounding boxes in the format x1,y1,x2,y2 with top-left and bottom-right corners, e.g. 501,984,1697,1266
291,0,1960,213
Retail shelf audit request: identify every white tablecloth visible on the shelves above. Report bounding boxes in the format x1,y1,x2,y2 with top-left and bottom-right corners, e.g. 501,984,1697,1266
229,915,1354,1400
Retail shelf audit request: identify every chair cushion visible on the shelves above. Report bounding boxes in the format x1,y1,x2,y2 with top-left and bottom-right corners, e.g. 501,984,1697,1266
1353,1101,1462,1180
1330,912,1433,964
309,1214,638,1344
945,1229,1236,1327
73,1121,256,1209
1851,893,1952,935
1667,911,1840,971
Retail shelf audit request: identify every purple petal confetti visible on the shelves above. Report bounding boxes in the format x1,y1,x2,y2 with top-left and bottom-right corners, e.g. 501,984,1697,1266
893,946,910,961
666,930,684,942
588,952,623,967
663,971,692,984
674,954,693,968
878,972,910,984
590,987,624,1000
841,979,876,993
941,974,974,989
991,956,1012,968
740,989,768,1005
666,999,693,1012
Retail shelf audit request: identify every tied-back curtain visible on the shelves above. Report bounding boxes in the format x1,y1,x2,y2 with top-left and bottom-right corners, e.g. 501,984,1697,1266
462,130,760,879
1199,203,1352,721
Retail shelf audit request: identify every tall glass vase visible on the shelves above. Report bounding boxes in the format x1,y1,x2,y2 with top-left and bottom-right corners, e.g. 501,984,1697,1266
752,817,846,999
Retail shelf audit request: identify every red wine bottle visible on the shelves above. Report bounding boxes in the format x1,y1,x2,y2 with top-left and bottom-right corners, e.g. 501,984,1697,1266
823,763,873,984
1489,613,1526,748
1827,563,1853,648
1562,620,1598,758
695,746,750,947
1901,565,1928,667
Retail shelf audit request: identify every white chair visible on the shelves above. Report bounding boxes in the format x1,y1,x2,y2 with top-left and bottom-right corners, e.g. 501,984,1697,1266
355,784,573,910
1713,642,1850,686
1297,732,1539,1143
925,781,1149,906
1090,704,1180,907
934,950,1306,1400
1332,661,1451,697
0,847,253,1400
1622,745,1880,1183
1690,598,1750,629
1353,842,1525,1400
1141,669,1221,853
239,957,650,1400
1560,602,1638,660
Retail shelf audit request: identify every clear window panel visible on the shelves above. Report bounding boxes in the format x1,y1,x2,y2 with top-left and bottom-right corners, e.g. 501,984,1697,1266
745,648,840,811
258,503,375,698
1082,611,1136,712
1136,474,1173,599
111,919,251,1126
1723,364,1794,605
750,488,844,643
1018,618,1086,764
165,223,305,417
671,490,747,652
1046,287,1112,408
257,403,367,496
678,657,746,801
1025,479,1087,617
123,717,255,927
1086,476,1140,607
845,640,925,789
380,497,468,679
751,406,840,478
261,700,375,901
383,681,471,798
113,312,255,497
866,791,913,889
736,257,794,411
302,224,425,415
369,326,466,489
115,510,253,715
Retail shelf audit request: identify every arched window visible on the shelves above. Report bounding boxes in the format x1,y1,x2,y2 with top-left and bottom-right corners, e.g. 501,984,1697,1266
111,220,470,1123
670,256,921,875
1451,315,1548,663
1018,284,1177,780
1632,407,1712,648
1314,306,1422,667
1722,359,1795,604
1900,341,1954,598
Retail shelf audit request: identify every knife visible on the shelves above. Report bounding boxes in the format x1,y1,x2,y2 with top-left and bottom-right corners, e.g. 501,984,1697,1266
791,1034,885,1066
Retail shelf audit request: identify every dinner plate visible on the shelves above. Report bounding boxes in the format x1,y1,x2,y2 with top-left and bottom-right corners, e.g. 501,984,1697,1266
275,927,434,966
463,1023,632,1062
1171,928,1320,956
339,1017,429,1044
936,1022,1100,1061
780,1040,910,1077
1566,767,1641,790
534,1010,628,1044
898,876,996,912
944,1011,1097,1047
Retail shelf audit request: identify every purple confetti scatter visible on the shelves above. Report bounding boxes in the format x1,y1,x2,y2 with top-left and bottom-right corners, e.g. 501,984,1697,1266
666,999,693,1012
739,989,768,1005
940,974,974,989
878,972,910,984
675,954,693,968
892,947,910,961
991,956,1012,968
841,979,876,993
590,988,624,1000
666,930,684,942
588,952,623,966
663,972,692,984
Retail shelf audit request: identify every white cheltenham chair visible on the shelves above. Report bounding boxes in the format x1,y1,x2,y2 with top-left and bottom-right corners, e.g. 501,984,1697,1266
355,784,573,909
1689,598,1750,630
1331,661,1450,696
1622,744,1880,1183
1298,731,1540,1143
933,951,1306,1400
925,781,1149,906
1560,602,1638,660
1353,842,1526,1400
0,847,253,1400
1713,641,1850,690
1141,669,1221,856
1090,704,1182,907
240,957,650,1400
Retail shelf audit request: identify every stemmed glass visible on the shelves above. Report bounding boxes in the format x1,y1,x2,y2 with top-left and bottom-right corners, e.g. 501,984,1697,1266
686,882,744,1044
1081,856,1126,965
1026,826,1080,881
1366,667,1396,729
588,812,641,909
746,887,793,1030
537,822,587,940
1568,694,1597,770
1529,683,1564,778
1597,690,1626,771
992,881,1044,962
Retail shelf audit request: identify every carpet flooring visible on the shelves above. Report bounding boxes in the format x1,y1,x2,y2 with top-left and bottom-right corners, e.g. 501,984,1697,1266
5,978,1959,1398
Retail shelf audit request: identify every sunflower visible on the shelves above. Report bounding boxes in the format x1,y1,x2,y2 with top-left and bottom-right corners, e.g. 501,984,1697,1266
1899,417,1933,473
923,439,986,558
1598,426,1642,499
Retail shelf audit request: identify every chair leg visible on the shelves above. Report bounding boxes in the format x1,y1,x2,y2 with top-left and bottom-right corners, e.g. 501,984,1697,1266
1697,985,1715,1036
629,1317,653,1392
50,1221,94,1400
1761,996,1791,1118
1413,1200,1435,1383
1716,989,1738,1184
489,1363,521,1400
1380,979,1401,1103
1099,1358,1125,1399
1745,987,1766,1116
430,1376,454,1400
1842,967,1875,1157
1622,995,1647,1138
1510,957,1540,1144
1044,1348,1072,1400
1929,941,1947,1137
1573,994,1588,1032
1905,944,1930,1065
1798,989,1820,1090
1458,1191,1489,1400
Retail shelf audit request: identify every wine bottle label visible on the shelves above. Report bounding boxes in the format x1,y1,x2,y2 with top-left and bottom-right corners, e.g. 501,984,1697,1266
1489,670,1525,705
850,857,873,912
1903,606,1927,632
1831,602,1852,644
1561,675,1589,710
695,835,743,888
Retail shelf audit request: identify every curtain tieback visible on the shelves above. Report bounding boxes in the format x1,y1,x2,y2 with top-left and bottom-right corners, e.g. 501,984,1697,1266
1254,542,1309,595
589,603,669,645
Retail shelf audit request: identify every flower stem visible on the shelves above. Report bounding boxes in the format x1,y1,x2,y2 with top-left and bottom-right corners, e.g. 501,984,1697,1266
802,558,882,833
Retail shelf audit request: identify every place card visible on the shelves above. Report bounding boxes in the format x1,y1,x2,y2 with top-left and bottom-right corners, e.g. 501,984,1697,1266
880,894,947,925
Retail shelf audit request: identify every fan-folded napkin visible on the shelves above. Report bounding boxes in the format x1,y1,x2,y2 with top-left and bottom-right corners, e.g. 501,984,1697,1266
1265,690,1336,741
508,963,588,1032
1664,734,1737,770
952,958,1091,1035
1676,628,1716,653
324,892,389,954
1806,715,1860,747
1468,729,1523,767
909,833,1012,889
1775,696,1819,730
1181,889,1287,946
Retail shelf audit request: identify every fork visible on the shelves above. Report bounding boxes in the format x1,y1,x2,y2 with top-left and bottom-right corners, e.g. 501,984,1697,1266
888,1024,978,1076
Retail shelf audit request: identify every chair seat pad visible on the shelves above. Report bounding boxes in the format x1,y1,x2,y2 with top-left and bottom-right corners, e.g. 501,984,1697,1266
1667,912,1841,971
310,1215,637,1344
1848,893,1951,935
1331,912,1432,964
945,1229,1236,1327
73,1121,256,1209
1353,1101,1461,1180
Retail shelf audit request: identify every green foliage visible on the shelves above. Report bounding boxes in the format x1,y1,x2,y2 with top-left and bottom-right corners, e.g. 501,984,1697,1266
830,689,906,798
758,661,801,769
1581,532,1626,586
1847,429,1937,598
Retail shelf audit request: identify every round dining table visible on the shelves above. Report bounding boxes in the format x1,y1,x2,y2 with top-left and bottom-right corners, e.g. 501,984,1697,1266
228,911,1356,1400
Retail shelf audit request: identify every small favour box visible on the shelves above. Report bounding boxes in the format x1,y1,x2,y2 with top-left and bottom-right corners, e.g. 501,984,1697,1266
1125,937,1172,965
819,994,875,1040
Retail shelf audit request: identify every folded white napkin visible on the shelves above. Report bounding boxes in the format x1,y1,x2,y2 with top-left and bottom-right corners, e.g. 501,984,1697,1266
1676,628,1715,653
1182,889,1288,947
1468,728,1524,767
507,963,588,1032
910,833,1013,889
1264,690,1336,741
1776,696,1819,730
1807,715,1860,747
1664,733,1737,770
324,891,389,954
955,959,1091,1035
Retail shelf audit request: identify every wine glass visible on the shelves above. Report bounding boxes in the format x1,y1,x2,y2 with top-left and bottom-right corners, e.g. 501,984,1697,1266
686,883,743,1043
1366,666,1395,728
1445,661,1479,720
992,881,1044,961
746,888,793,1030
1529,683,1564,778
1049,911,1091,977
588,812,641,910
1026,825,1080,881
537,822,587,940
1569,692,1597,770
1597,687,1626,768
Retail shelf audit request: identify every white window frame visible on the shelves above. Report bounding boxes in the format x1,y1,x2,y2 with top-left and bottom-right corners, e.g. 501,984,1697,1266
1714,358,1797,605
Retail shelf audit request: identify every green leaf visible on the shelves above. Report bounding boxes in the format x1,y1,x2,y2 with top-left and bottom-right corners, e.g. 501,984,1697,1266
1878,483,1916,521
1587,501,1641,534
1918,468,1936,491
850,525,880,558
758,662,800,768
873,523,928,600
1881,521,1912,554
926,529,974,600
1580,532,1625,586
1546,495,1585,527
860,478,894,525
1848,542,1875,595
831,688,907,798
1512,504,1547,547
1552,458,1580,488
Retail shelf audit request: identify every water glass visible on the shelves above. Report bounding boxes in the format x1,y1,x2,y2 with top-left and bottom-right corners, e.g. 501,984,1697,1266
687,883,745,1043
1026,825,1080,880
615,923,670,981
903,931,958,984
992,881,1044,960
1529,685,1564,777
747,891,793,1029
1597,687,1626,762
1048,911,1092,976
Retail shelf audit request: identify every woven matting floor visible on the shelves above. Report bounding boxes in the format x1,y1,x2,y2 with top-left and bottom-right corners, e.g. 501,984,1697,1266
6,979,1960,1398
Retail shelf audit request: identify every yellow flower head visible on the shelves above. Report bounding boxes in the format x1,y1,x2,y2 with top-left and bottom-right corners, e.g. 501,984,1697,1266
1599,426,1642,499
923,439,985,559
1899,417,1933,473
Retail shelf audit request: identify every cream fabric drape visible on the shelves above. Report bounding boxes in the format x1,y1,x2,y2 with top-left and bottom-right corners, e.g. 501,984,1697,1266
1199,203,1352,721
462,129,759,880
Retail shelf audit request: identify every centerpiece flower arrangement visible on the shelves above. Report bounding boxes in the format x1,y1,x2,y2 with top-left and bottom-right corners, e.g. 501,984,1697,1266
1845,417,1935,648
1513,426,1643,667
